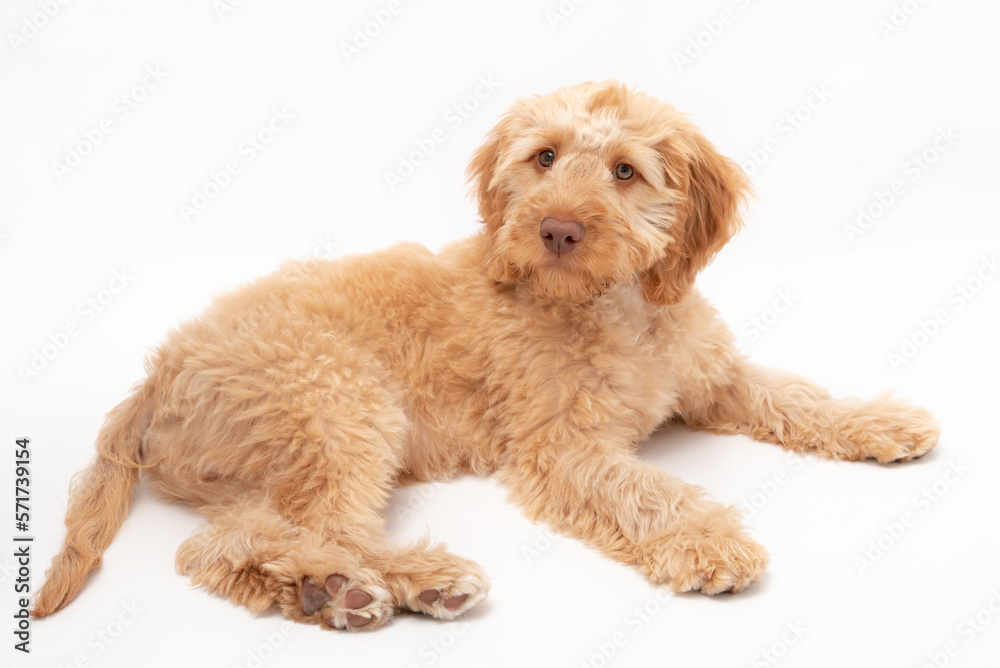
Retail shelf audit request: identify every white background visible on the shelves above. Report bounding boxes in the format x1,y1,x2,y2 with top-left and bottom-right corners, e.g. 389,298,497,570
3,1,999,667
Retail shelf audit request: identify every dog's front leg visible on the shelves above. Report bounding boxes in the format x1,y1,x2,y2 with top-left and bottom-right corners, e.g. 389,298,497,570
679,360,940,462
499,443,768,594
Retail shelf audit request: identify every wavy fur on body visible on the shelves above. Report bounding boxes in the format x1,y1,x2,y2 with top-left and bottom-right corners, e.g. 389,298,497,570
34,81,939,629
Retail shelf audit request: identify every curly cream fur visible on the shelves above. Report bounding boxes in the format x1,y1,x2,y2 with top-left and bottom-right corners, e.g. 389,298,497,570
33,81,939,628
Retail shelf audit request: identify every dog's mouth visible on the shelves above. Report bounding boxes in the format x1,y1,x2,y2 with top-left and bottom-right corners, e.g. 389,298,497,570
540,249,580,269
527,243,626,301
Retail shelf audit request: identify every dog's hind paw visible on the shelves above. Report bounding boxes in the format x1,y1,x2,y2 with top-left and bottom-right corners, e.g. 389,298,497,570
386,547,490,620
405,570,489,620
297,572,394,631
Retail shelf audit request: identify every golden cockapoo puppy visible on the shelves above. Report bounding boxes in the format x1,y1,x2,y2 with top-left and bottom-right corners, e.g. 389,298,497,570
34,81,939,630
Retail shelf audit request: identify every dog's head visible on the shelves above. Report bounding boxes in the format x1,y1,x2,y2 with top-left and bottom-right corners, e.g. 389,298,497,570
468,81,750,304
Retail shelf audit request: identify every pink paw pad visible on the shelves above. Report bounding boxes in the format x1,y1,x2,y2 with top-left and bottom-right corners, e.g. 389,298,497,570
415,588,472,615
299,573,382,629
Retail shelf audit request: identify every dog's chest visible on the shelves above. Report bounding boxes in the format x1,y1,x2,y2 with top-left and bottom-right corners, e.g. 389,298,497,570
399,284,686,472
497,289,682,440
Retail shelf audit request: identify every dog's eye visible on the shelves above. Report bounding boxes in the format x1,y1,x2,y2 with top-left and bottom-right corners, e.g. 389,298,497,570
614,163,635,180
537,150,555,168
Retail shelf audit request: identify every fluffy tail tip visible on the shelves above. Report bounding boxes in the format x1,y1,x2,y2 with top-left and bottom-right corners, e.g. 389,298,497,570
31,547,99,617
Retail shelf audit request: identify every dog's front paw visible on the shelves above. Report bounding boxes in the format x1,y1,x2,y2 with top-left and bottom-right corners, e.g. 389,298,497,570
837,393,940,463
640,507,768,595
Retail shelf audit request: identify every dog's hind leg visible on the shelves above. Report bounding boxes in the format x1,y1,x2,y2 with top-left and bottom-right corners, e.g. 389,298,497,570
140,316,496,628
176,497,491,629
176,496,398,630
169,347,488,629
373,540,490,620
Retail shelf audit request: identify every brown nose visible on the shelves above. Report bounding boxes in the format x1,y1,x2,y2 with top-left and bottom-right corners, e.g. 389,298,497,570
539,217,585,254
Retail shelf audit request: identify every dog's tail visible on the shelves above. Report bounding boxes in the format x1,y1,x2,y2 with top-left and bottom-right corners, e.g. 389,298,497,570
32,382,153,617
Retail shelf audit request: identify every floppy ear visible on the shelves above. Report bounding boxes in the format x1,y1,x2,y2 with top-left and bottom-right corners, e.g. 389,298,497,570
641,131,750,305
466,117,521,283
